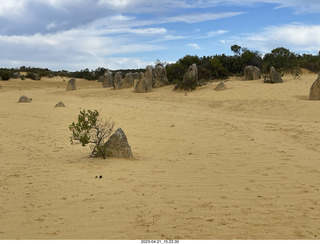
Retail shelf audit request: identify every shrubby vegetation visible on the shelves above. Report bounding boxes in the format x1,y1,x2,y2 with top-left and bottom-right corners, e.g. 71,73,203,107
165,46,319,83
69,109,115,159
1,45,320,83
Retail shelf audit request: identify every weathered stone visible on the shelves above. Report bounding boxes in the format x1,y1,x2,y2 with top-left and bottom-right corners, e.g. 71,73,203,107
134,66,153,93
54,101,65,107
123,73,135,88
181,63,198,89
188,63,198,82
18,95,32,103
309,74,320,100
244,66,261,80
103,128,133,159
153,65,168,88
66,78,77,91
113,72,123,90
269,67,283,83
215,81,227,91
102,70,113,88
12,72,20,79
132,72,140,80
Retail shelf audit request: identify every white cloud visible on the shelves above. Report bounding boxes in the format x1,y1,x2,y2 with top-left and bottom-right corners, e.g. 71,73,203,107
230,23,320,53
188,43,201,50
163,12,243,24
0,0,26,16
0,21,167,71
97,0,320,14
2,0,320,71
195,30,229,39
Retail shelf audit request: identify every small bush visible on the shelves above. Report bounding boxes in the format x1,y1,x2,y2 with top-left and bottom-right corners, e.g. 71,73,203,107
1,71,10,81
69,109,115,159
26,72,41,80
174,75,198,91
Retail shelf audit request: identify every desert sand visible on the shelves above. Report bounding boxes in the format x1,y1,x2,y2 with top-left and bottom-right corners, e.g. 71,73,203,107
0,73,320,240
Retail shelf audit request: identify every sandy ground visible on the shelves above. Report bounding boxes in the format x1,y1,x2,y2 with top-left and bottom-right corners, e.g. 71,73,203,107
1,73,320,240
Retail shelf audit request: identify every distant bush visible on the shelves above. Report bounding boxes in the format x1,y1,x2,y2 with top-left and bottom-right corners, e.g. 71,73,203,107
26,72,41,80
0,71,10,80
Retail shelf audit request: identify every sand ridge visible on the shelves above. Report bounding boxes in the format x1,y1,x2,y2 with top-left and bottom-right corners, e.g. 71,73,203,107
0,74,320,239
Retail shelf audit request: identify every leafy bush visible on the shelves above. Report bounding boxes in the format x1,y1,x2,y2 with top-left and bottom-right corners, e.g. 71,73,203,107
174,75,198,91
69,109,115,159
1,71,10,80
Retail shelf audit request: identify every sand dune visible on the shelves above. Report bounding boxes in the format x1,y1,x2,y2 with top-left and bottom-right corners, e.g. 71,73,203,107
1,74,320,239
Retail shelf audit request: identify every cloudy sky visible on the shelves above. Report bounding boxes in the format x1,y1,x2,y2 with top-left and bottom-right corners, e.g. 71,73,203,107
1,0,320,71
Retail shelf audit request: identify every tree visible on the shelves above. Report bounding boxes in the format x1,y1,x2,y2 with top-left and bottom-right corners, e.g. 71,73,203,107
0,70,11,80
166,62,186,83
241,49,262,68
231,44,241,56
178,55,200,68
209,58,228,79
69,109,115,159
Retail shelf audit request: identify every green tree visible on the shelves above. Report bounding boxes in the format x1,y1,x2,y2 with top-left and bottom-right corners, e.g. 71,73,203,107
178,55,200,68
209,58,228,79
231,44,241,56
166,62,186,83
0,70,11,80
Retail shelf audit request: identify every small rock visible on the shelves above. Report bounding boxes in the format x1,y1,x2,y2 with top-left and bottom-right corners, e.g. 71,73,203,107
18,95,32,103
214,81,227,91
54,101,65,107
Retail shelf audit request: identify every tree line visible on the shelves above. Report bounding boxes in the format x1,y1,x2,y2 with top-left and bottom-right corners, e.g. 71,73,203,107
166,46,320,84
1,45,320,82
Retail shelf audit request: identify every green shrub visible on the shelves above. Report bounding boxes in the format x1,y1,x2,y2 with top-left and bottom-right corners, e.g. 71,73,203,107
69,109,115,159
1,71,10,80
26,72,41,80
174,76,198,91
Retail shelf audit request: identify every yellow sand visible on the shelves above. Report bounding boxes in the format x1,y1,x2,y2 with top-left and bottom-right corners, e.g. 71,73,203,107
0,73,320,240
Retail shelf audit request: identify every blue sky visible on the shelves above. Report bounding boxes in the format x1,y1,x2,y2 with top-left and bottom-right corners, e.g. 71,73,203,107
1,0,320,71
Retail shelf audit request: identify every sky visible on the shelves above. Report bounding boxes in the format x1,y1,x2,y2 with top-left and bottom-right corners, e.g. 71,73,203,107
1,0,320,71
